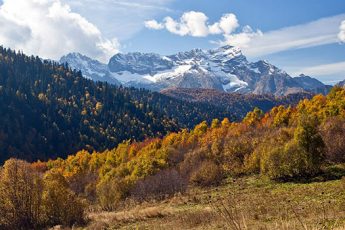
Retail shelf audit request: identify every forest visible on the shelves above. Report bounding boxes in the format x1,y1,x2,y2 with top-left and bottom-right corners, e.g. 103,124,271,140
2,83,345,229
0,47,236,163
162,88,314,118
0,47,309,164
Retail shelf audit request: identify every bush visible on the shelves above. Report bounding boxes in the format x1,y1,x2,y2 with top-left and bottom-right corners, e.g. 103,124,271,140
0,159,43,230
222,132,256,175
0,159,86,229
179,149,207,179
244,128,293,175
260,141,312,179
42,171,86,227
190,160,223,187
130,169,187,201
321,117,345,163
96,179,129,211
245,121,325,180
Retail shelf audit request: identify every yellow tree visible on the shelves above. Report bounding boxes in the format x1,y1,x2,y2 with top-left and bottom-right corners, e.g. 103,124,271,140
42,171,85,227
0,159,43,229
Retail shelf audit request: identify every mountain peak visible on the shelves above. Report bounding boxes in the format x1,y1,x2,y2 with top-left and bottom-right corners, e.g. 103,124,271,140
210,45,242,58
60,46,330,96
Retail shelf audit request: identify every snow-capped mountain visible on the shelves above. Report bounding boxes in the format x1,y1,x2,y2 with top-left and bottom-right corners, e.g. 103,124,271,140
60,46,331,96
60,53,120,85
108,46,251,93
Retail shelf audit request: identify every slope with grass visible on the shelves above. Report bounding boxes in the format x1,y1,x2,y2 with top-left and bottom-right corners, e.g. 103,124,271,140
87,176,345,230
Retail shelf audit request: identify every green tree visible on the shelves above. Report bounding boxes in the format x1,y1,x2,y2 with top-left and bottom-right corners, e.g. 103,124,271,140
294,116,325,174
243,107,264,126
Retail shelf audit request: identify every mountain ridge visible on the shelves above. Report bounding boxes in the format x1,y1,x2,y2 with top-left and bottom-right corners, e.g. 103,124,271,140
60,46,332,96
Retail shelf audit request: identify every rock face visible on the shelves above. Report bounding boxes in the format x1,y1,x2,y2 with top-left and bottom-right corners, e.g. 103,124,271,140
293,74,332,94
60,46,331,96
60,53,120,85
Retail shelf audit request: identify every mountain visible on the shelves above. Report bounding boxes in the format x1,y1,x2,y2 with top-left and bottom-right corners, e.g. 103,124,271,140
61,46,331,96
293,74,332,94
161,88,313,118
60,53,121,85
336,79,345,87
0,47,235,163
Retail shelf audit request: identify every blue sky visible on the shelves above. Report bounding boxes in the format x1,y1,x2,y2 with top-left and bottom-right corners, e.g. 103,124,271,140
0,0,344,83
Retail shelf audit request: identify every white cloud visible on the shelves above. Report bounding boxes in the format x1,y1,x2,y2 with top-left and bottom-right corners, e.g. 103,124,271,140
0,0,119,62
179,11,209,37
145,11,260,48
217,14,239,35
339,20,345,42
163,16,190,36
293,61,345,77
243,14,345,58
148,12,345,58
145,11,248,37
222,26,263,48
145,20,164,30
146,11,211,37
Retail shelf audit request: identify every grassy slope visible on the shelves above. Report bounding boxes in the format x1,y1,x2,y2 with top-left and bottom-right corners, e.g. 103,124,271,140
85,176,345,230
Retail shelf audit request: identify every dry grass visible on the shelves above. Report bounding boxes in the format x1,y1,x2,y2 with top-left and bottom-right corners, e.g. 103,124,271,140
87,206,173,229
86,176,345,230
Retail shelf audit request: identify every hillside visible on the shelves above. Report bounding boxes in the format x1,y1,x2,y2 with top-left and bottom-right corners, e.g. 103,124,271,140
0,47,234,163
41,87,345,204
86,177,345,229
2,84,345,229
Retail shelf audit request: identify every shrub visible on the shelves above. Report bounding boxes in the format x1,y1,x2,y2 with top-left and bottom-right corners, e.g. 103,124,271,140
179,149,207,179
96,179,129,211
247,121,325,180
260,141,311,179
320,117,345,163
244,128,293,175
222,133,256,175
190,160,223,187
0,159,43,230
130,169,187,201
42,171,86,227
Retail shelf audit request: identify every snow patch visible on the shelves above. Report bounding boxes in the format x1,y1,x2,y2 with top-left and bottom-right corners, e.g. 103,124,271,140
222,74,248,92
144,65,192,83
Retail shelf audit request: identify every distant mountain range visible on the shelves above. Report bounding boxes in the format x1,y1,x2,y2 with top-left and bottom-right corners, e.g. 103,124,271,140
60,46,332,96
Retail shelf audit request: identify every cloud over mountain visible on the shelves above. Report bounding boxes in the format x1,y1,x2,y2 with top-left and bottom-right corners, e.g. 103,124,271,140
145,11,262,48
